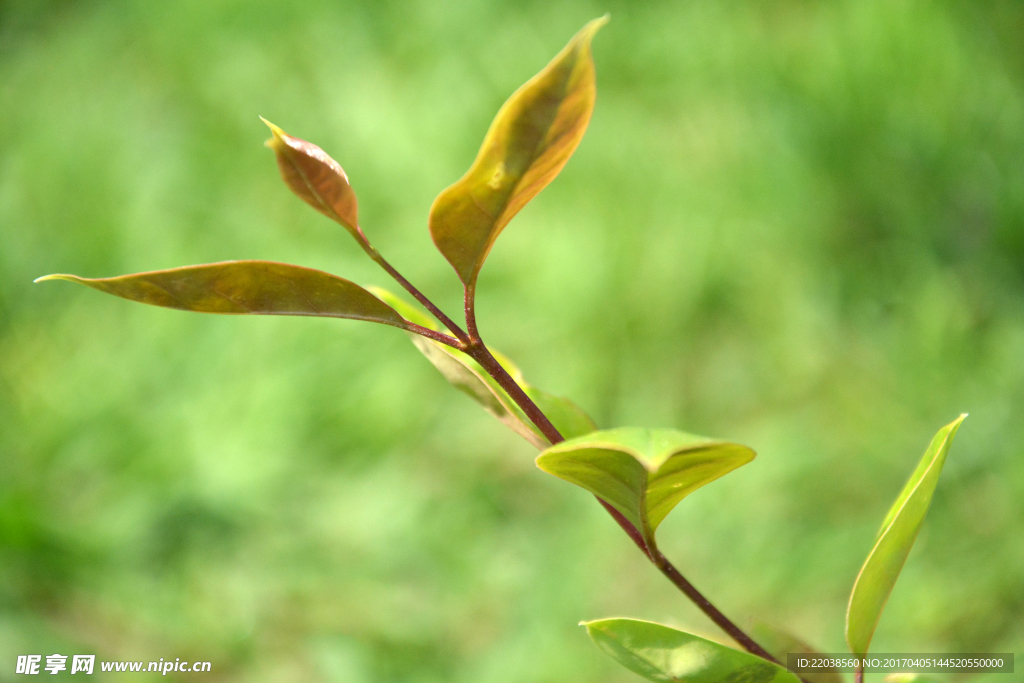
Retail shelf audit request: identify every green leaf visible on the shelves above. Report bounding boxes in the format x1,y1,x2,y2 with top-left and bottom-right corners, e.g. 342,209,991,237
429,16,607,287
365,286,438,329
410,331,550,448
368,287,597,447
583,618,801,683
525,387,597,440
36,261,406,327
262,118,368,249
536,428,754,548
749,622,842,683
846,414,967,656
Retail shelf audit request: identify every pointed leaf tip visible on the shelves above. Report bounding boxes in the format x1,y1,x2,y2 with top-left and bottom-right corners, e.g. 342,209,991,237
36,273,91,285
262,119,364,246
429,16,607,287
846,414,966,656
260,116,283,149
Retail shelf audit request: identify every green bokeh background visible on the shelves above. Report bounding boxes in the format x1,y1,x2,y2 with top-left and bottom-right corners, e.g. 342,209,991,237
2,1,1022,681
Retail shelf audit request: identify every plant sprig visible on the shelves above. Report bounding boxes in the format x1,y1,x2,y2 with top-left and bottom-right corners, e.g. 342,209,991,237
38,16,970,683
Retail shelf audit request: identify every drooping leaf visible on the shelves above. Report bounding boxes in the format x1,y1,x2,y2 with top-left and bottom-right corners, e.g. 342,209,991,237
749,622,842,683
262,118,368,249
410,330,549,448
368,287,596,446
36,261,406,327
429,16,608,287
536,428,754,548
846,414,967,656
583,618,800,683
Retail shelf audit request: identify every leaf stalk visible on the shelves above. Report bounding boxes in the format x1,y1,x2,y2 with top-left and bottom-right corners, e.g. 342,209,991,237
368,245,471,345
402,322,462,348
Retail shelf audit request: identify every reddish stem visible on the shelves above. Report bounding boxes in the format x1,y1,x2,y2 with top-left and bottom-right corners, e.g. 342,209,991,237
367,245,470,344
366,249,780,666
461,290,780,665
403,322,462,348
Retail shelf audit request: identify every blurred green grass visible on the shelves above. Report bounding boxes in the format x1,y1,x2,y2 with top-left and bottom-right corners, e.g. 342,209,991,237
1,1,1022,681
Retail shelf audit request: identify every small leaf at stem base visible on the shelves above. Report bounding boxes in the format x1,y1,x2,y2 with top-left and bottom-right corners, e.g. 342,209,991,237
583,618,800,683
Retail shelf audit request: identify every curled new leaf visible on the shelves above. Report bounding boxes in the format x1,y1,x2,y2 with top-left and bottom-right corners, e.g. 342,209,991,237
368,286,596,446
36,261,406,327
262,118,368,249
846,414,967,656
583,618,800,683
537,428,754,549
429,16,607,287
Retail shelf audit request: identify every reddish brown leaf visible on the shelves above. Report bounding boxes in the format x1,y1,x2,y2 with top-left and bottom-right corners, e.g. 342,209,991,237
262,118,366,248
36,261,406,326
429,16,607,286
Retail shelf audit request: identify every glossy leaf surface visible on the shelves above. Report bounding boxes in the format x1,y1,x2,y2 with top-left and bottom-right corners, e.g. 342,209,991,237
536,428,754,547
429,16,607,286
749,622,842,683
369,287,596,446
846,414,967,656
37,261,406,326
584,618,800,683
263,118,367,248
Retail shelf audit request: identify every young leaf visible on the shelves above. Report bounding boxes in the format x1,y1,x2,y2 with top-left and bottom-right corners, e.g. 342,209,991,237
367,287,597,446
36,261,406,327
845,414,967,656
262,118,368,249
411,332,549,448
583,618,801,683
429,16,608,287
749,622,842,683
525,387,597,441
536,428,754,548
